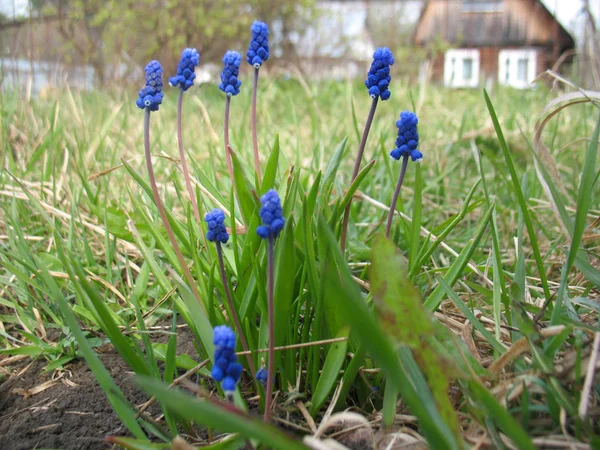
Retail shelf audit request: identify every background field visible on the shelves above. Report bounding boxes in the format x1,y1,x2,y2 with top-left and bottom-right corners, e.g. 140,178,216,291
1,79,599,449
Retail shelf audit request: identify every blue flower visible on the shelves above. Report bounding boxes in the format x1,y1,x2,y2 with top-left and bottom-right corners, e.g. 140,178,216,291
211,326,243,393
365,47,394,101
246,21,270,68
219,51,242,97
256,367,268,385
136,60,164,111
205,209,229,244
256,189,285,239
390,111,422,162
169,48,200,91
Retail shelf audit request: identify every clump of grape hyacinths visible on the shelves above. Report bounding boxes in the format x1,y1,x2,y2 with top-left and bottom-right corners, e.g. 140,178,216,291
256,189,285,239
136,60,164,111
257,189,285,422
205,209,256,375
365,47,394,100
169,48,200,91
247,21,270,180
340,47,395,252
211,326,243,398
386,111,422,237
169,48,202,225
137,60,207,316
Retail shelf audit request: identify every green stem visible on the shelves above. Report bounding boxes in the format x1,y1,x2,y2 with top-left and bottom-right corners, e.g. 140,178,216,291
143,109,206,314
386,154,409,238
251,67,262,182
340,97,378,252
177,89,201,226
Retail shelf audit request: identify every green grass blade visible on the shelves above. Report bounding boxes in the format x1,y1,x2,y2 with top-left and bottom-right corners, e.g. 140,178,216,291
424,202,494,311
483,90,551,299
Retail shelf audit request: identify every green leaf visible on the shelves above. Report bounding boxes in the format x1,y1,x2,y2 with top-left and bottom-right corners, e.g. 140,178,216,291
484,90,551,299
317,218,460,449
322,137,348,201
371,236,463,441
230,149,258,225
262,135,280,194
310,326,349,415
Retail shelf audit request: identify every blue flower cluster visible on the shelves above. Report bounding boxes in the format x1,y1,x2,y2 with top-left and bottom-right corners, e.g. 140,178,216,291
211,326,243,393
205,209,229,243
390,111,422,162
365,47,394,101
256,367,268,385
247,21,270,68
136,60,164,111
169,48,200,91
256,189,285,239
219,51,242,97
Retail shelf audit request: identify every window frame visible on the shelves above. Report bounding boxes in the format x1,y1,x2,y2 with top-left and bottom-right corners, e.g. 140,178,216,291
498,49,537,89
444,49,480,88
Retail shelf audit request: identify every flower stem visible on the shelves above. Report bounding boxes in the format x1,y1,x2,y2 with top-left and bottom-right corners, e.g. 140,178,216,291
224,96,235,187
216,242,256,375
340,97,379,253
386,154,409,238
177,89,201,226
251,67,262,183
264,235,275,422
143,109,207,314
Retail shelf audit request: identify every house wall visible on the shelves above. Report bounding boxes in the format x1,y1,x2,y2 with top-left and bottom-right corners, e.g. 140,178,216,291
415,0,573,52
430,44,556,85
415,0,575,85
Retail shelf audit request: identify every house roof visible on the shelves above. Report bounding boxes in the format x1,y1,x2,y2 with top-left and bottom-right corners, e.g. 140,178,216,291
413,0,575,51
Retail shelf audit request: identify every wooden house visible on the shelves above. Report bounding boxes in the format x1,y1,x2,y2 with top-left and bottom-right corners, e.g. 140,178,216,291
413,0,575,88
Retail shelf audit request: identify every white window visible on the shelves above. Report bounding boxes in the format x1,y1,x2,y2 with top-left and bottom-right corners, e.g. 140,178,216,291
462,0,503,13
444,49,480,88
498,49,537,88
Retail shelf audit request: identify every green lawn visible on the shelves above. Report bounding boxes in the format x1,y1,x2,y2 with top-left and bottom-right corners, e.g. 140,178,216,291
1,79,599,449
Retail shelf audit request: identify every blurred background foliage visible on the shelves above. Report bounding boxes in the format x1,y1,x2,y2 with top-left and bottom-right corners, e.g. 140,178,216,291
9,0,317,84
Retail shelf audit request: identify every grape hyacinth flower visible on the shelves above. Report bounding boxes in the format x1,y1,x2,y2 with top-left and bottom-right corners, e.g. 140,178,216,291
256,367,268,386
256,189,285,239
169,48,200,92
211,325,243,398
137,60,206,316
219,50,242,187
205,209,256,375
169,49,202,225
219,51,242,97
247,21,270,68
256,189,285,421
247,21,270,181
205,208,229,244
136,60,164,112
386,111,422,237
365,47,394,101
340,47,395,252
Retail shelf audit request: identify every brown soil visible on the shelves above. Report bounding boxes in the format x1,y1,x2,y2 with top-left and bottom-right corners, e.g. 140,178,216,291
0,322,198,450
0,353,150,450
